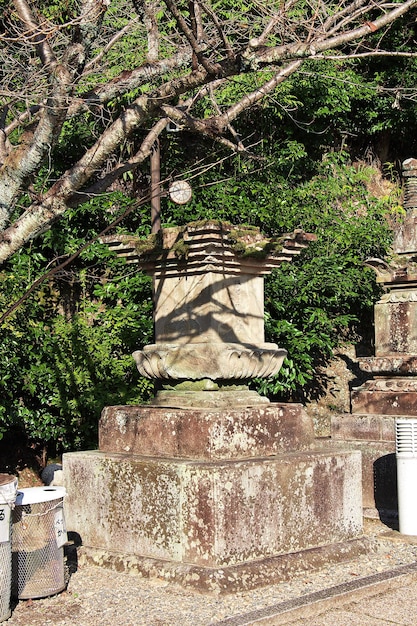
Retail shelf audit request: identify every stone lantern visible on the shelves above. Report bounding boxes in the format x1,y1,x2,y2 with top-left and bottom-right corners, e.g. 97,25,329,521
352,159,417,415
64,220,366,593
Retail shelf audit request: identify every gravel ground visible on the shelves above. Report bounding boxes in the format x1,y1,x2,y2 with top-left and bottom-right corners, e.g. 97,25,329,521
5,521,417,626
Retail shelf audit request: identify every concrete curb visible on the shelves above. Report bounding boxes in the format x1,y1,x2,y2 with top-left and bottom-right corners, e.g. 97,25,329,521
214,561,417,625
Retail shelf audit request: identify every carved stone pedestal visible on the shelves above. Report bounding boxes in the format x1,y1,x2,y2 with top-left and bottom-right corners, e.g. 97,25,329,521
64,403,366,593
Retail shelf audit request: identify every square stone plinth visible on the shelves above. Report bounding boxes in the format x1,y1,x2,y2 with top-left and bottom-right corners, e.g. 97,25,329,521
63,447,364,591
99,403,314,459
375,298,417,355
332,413,395,442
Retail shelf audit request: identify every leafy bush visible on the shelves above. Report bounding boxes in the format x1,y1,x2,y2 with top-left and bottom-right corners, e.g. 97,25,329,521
258,155,400,399
0,193,154,454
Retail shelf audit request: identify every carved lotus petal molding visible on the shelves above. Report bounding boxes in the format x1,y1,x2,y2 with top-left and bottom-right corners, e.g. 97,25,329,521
133,343,287,381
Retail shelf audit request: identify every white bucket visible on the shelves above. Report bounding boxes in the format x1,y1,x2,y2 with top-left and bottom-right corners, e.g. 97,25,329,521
0,475,18,506
15,486,66,506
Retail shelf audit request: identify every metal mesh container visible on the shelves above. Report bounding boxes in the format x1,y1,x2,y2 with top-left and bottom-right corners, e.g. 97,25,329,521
0,474,18,622
12,486,67,599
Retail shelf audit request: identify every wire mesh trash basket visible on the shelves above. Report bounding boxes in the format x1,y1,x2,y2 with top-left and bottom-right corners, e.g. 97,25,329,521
0,474,18,622
12,486,67,599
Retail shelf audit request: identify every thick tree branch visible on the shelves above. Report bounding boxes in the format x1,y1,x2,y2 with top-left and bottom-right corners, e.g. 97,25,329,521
161,60,303,135
79,117,170,197
145,2,160,62
0,0,110,228
69,49,192,116
13,0,58,69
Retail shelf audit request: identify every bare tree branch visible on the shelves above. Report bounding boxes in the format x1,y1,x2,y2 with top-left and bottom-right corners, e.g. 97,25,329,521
244,0,417,64
164,0,221,74
1,0,416,263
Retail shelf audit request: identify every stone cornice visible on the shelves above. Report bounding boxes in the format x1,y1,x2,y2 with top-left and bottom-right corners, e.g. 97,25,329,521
101,221,315,276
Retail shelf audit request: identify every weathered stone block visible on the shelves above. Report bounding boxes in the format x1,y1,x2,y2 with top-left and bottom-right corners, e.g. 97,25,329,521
329,415,396,511
351,382,417,415
63,448,362,571
99,404,314,459
333,442,396,511
332,414,395,442
375,298,417,355
394,208,417,254
153,271,266,345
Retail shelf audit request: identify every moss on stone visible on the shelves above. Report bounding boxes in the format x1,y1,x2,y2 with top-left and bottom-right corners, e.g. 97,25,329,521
186,219,234,231
229,227,275,259
134,232,162,257
132,221,289,261
172,239,190,260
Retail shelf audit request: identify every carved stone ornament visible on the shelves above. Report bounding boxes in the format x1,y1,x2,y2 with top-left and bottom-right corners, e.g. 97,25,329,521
379,290,417,303
134,342,287,381
359,356,417,375
359,377,417,392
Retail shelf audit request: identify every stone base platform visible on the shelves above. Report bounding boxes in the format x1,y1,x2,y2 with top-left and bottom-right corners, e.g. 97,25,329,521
63,403,365,593
76,536,371,594
98,403,315,459
63,447,365,592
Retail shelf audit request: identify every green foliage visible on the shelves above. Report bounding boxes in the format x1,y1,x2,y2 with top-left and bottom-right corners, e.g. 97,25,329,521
3,3,413,450
0,151,399,451
257,155,398,399
0,193,154,452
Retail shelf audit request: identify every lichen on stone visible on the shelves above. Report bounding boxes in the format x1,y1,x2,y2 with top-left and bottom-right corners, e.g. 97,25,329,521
229,227,286,259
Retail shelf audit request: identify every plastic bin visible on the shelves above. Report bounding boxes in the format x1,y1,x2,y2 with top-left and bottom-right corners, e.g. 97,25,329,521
12,486,67,599
0,474,18,622
396,418,417,535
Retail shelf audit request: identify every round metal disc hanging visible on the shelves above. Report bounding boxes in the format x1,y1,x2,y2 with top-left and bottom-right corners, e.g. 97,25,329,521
169,180,192,204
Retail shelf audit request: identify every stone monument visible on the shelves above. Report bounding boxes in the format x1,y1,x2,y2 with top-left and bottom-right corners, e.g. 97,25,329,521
332,159,417,517
64,220,366,592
